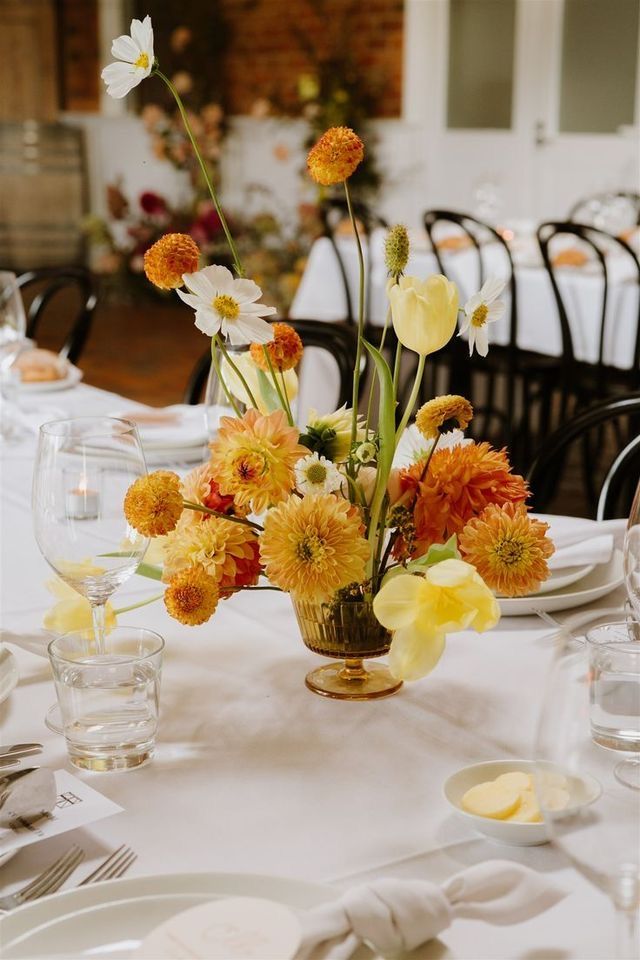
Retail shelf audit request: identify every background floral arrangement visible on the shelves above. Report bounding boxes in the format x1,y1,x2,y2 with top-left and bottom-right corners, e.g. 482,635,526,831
50,15,556,686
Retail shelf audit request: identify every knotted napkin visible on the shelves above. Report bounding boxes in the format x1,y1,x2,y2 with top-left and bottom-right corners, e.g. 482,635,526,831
296,861,567,960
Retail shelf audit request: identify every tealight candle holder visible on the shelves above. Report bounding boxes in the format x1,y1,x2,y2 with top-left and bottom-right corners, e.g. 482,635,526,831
65,473,100,520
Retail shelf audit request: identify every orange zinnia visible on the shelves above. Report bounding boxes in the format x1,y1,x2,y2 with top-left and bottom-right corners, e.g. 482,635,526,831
124,470,183,537
399,441,528,554
250,323,303,372
459,502,555,597
307,127,364,186
143,233,200,289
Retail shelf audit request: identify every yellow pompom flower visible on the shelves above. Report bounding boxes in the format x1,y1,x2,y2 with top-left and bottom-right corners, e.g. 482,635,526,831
250,322,303,372
260,493,370,602
415,395,473,440
210,409,306,514
373,559,500,680
124,471,183,537
389,274,459,356
307,126,364,186
164,516,261,594
44,577,117,638
459,502,555,597
164,565,219,625
143,233,200,290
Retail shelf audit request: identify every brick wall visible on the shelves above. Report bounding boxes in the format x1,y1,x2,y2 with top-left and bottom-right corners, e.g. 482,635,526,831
218,0,404,117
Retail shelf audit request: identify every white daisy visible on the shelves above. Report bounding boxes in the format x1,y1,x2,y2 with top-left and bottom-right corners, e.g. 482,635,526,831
176,265,276,344
101,16,155,99
393,424,470,469
295,453,342,497
458,277,506,357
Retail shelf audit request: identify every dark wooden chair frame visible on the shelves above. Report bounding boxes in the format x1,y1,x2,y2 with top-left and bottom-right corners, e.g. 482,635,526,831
16,266,98,365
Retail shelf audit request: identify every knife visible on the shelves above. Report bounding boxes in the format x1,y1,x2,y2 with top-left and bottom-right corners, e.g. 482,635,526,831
0,743,43,760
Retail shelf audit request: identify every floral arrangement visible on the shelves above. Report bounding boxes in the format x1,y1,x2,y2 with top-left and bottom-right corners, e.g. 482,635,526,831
85,15,556,683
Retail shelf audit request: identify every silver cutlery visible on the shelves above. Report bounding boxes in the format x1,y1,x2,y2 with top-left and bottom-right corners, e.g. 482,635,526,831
0,744,43,759
0,845,85,911
0,767,56,826
79,845,137,885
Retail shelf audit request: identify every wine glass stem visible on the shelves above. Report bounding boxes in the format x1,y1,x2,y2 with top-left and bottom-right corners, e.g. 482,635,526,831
613,868,640,959
91,601,107,655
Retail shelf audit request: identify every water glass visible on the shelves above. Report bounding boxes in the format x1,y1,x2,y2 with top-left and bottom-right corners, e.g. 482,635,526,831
49,627,164,772
588,623,640,755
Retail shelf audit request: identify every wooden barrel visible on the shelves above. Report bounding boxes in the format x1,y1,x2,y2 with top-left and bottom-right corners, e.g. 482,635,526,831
0,122,87,270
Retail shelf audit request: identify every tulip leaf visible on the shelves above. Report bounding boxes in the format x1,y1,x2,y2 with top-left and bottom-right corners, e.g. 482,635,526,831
100,552,164,581
406,535,460,573
256,369,280,412
363,340,396,573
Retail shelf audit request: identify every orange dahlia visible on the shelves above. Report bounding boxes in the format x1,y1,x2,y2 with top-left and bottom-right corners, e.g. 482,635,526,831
143,233,200,290
307,127,364,186
459,502,555,597
398,441,528,554
164,566,219,625
124,471,183,537
163,515,261,595
180,462,248,520
260,493,369,601
209,409,306,514
250,323,303,372
415,396,473,441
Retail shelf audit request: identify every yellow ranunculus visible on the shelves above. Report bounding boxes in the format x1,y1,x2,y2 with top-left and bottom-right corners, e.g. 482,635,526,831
373,559,499,680
43,578,117,638
388,274,459,356
222,352,298,414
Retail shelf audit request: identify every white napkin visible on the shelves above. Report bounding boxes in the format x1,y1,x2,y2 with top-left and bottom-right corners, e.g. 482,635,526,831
296,861,566,960
541,516,616,571
112,404,208,451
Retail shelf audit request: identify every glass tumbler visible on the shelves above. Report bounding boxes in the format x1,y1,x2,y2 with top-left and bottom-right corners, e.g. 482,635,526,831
49,627,164,772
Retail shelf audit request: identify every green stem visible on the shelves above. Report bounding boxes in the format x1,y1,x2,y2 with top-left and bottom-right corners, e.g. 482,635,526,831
209,337,241,416
155,69,243,277
364,303,392,438
392,338,402,396
215,335,259,409
418,432,440,484
114,593,164,615
395,354,425,442
182,500,263,531
344,180,366,448
262,347,293,425
279,369,294,424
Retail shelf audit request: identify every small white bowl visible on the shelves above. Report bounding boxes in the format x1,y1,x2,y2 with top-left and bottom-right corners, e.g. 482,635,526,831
444,759,601,847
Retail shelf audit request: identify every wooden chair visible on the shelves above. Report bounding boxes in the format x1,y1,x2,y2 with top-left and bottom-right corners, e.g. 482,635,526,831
16,266,97,364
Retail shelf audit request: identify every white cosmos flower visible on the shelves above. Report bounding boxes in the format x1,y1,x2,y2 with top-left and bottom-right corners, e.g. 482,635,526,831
295,453,342,497
101,16,154,99
393,424,471,469
176,265,276,345
458,277,506,357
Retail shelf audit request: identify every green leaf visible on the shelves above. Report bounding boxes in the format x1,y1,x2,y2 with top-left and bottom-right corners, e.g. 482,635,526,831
407,535,461,572
363,340,396,575
256,368,281,413
136,562,164,581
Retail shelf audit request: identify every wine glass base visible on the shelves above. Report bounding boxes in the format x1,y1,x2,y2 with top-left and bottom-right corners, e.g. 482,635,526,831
305,659,403,700
614,758,640,790
45,703,63,735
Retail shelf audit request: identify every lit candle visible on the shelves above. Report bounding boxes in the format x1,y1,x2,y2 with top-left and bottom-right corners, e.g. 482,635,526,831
65,475,99,520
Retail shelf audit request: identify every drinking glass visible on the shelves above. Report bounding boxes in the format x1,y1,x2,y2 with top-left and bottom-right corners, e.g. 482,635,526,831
49,627,163,771
535,629,640,958
204,344,247,440
624,480,640,619
0,272,27,348
33,417,149,649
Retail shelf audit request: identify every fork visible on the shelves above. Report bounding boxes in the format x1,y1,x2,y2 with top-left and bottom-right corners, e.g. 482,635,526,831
0,845,85,912
78,845,136,885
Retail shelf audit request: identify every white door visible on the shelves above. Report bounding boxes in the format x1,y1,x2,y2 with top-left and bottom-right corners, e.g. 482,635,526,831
405,0,640,221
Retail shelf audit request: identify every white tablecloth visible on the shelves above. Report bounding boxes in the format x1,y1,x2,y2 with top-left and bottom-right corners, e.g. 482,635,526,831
290,232,640,371
0,383,626,958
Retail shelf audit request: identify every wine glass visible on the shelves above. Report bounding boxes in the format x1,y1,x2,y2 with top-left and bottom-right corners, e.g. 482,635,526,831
624,479,640,620
33,417,149,653
0,272,27,348
535,630,640,958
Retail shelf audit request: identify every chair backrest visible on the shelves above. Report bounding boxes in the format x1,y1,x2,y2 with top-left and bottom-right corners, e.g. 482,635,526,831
184,319,357,418
536,221,640,379
568,191,640,228
16,266,97,364
527,394,640,518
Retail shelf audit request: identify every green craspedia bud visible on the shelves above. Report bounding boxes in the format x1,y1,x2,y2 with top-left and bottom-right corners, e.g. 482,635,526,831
384,224,410,277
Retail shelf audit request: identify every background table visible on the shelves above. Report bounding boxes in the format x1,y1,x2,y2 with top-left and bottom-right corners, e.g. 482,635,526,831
0,381,625,958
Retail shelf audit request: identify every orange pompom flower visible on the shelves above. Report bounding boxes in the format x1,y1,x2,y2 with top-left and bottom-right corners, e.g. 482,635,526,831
124,470,183,537
164,516,261,596
143,233,200,290
250,322,303,372
164,566,219,625
307,126,364,186
416,395,473,441
398,441,529,555
459,502,555,597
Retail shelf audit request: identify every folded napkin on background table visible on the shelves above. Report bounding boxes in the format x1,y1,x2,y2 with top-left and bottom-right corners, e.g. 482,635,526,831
296,861,566,960
112,404,208,451
541,516,620,570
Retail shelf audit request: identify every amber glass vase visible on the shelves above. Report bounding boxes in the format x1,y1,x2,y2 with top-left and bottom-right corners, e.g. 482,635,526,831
292,598,403,700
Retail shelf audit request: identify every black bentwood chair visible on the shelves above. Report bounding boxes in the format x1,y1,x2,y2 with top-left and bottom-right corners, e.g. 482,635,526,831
527,395,640,519
184,319,357,413
16,266,98,364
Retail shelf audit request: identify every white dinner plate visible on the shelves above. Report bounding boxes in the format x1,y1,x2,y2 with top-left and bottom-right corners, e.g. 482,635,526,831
17,365,83,393
499,549,624,616
527,562,595,596
0,872,340,959
0,645,19,704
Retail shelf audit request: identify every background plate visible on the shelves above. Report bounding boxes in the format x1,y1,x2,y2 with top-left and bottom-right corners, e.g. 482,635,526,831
17,365,83,393
499,549,624,616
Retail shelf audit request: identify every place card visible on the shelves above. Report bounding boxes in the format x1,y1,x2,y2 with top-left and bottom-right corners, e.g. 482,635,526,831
0,769,122,855
134,897,302,960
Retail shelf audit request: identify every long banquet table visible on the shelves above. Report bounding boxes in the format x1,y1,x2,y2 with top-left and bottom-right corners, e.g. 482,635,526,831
0,381,625,958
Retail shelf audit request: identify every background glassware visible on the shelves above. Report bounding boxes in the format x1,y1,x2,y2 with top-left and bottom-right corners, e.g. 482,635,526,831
204,344,247,440
0,337,34,441
49,627,163,771
0,272,27,348
624,480,640,619
32,417,149,650
535,628,640,959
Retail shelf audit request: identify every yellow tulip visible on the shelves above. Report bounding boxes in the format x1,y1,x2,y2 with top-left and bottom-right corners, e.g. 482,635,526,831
373,559,499,680
43,577,117,639
388,274,459,355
